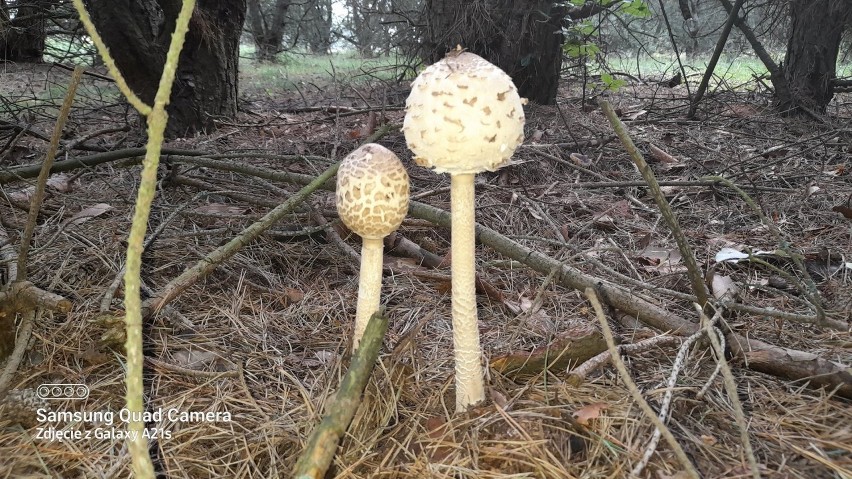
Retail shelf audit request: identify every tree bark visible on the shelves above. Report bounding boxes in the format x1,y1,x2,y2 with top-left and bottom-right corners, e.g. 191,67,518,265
781,0,852,113
1,0,49,62
246,0,291,62
86,0,245,137
424,0,564,105
304,0,332,54
717,0,792,113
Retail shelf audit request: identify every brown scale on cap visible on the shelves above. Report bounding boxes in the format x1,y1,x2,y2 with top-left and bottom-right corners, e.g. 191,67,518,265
402,51,526,175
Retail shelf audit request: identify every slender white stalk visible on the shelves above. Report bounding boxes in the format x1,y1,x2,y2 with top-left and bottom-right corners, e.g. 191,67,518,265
353,237,384,351
450,173,485,410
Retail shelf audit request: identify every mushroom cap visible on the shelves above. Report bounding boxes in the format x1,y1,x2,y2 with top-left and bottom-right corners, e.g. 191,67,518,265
336,143,410,240
402,51,526,175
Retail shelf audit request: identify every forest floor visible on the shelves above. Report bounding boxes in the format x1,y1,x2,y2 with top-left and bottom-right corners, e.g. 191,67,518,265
0,59,850,479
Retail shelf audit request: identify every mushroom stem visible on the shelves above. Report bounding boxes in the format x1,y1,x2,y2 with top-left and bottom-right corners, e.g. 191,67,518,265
450,173,485,410
353,237,384,351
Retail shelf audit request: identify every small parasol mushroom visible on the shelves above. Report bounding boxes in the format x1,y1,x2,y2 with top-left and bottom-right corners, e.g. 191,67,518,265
336,143,410,351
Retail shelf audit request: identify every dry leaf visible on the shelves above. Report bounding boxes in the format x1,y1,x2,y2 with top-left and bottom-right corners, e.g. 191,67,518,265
728,104,759,118
418,416,454,461
475,275,504,302
313,350,336,364
823,164,846,177
592,213,616,231
569,152,592,167
490,326,607,376
502,296,553,333
805,185,820,198
63,203,114,227
832,205,852,219
610,199,632,219
283,287,304,303
760,146,789,158
78,344,110,366
649,144,679,164
47,173,74,192
573,402,608,425
172,349,219,369
489,389,509,409
656,471,692,479
711,274,739,300
639,244,683,273
530,129,545,142
625,109,647,120
384,256,422,272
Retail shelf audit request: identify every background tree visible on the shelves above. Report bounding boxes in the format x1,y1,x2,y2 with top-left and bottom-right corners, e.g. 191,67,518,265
85,0,245,137
246,0,290,62
339,0,420,57
1,0,52,62
423,0,565,105
782,0,851,112
296,0,333,54
720,0,851,114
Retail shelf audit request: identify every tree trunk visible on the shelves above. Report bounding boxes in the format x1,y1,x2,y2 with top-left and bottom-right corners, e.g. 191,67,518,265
347,0,375,57
304,0,332,54
781,0,852,113
86,0,245,137
1,0,49,62
246,0,291,62
424,0,564,105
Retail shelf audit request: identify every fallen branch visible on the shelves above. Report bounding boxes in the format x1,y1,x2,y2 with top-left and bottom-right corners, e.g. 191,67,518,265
293,312,389,479
688,0,745,118
600,98,709,309
567,334,681,385
490,324,607,376
0,281,72,362
729,336,852,398
17,66,83,281
1,281,71,395
697,306,761,479
0,310,39,399
167,148,852,397
0,147,210,184
141,125,393,317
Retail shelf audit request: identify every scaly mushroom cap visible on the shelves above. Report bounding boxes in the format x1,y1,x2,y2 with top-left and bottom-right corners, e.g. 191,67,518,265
402,51,526,175
336,143,410,240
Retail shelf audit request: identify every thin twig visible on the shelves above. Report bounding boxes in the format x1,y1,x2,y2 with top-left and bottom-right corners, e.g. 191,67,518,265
584,287,700,479
71,0,152,115
600,98,709,308
17,66,83,281
632,324,708,477
697,304,761,479
0,310,39,399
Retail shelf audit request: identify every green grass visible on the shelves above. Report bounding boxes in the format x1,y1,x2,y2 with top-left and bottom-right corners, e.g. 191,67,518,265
239,45,412,95
605,52,770,85
605,50,852,86
43,36,98,66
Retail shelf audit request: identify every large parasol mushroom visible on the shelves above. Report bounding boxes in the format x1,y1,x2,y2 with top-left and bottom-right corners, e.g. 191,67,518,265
402,48,526,410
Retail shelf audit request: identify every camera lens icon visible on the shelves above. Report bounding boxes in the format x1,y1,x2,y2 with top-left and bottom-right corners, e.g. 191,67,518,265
37,384,89,400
